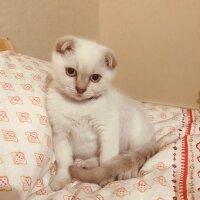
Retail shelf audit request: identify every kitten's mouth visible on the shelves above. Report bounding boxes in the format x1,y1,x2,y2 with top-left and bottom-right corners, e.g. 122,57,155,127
75,94,84,99
74,95,90,101
59,88,102,102
73,93,102,102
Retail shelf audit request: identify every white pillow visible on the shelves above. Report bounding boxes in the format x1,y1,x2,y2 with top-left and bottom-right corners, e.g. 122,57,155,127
0,51,54,200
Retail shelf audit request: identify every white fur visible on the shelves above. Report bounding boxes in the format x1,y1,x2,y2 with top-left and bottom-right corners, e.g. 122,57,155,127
46,36,155,190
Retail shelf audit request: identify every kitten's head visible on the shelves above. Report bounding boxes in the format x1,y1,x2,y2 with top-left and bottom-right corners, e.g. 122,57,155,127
51,35,117,101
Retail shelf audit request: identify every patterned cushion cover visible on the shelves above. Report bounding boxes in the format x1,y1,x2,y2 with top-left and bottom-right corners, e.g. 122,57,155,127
0,51,199,200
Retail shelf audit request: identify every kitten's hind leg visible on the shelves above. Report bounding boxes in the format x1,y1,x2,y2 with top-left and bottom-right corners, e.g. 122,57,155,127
117,154,146,180
117,142,159,181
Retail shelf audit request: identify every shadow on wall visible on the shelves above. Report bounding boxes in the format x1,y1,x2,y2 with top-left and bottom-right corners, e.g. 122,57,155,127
0,189,21,200
197,91,200,108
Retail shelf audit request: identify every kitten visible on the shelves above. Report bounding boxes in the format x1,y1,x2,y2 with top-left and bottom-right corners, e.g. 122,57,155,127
46,35,158,190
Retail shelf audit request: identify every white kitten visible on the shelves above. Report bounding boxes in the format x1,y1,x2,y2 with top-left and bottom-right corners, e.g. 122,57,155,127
46,35,158,190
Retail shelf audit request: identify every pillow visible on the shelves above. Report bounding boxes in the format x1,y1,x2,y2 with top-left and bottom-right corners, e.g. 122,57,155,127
0,51,54,199
0,51,200,200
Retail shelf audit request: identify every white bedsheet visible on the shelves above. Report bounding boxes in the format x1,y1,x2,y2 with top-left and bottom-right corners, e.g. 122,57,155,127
0,51,199,200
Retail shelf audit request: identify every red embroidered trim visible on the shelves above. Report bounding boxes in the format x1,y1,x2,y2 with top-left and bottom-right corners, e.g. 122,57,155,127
185,109,193,136
179,109,193,200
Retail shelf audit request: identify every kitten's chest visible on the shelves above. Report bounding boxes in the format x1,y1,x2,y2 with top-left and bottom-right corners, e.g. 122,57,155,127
66,114,95,136
67,114,99,159
59,105,99,159
60,103,97,129
65,113,92,127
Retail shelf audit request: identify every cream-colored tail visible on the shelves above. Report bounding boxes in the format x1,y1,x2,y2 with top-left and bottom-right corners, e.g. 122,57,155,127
69,153,135,185
69,146,158,186
69,164,112,185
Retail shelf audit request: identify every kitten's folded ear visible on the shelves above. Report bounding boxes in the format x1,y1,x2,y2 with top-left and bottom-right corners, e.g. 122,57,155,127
104,50,117,69
55,35,76,54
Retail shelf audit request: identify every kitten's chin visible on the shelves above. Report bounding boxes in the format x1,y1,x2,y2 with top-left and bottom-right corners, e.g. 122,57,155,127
59,88,102,102
68,93,102,102
64,92,95,102
73,94,87,101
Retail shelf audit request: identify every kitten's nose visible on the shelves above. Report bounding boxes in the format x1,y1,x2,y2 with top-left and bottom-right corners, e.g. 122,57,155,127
75,86,86,94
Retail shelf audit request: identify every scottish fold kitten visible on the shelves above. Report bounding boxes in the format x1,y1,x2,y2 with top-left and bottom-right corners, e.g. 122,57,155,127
47,35,158,190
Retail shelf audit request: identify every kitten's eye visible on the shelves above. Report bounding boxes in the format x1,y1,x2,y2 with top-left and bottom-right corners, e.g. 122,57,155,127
65,67,77,77
90,74,101,83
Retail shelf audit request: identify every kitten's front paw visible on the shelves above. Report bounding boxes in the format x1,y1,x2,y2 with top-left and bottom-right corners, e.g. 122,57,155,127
80,158,99,169
50,176,71,191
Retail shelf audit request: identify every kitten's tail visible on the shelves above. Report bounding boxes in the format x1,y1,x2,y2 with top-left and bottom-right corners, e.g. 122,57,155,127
69,146,158,186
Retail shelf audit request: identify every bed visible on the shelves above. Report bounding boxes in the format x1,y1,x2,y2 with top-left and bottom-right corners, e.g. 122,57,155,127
0,50,199,200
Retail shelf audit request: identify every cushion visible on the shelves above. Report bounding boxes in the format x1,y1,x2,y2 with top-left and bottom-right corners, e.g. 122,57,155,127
0,51,54,199
0,51,199,200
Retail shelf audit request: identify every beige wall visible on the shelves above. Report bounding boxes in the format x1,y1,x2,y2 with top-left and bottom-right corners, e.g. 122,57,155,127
99,0,200,108
1,0,200,108
0,0,99,60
